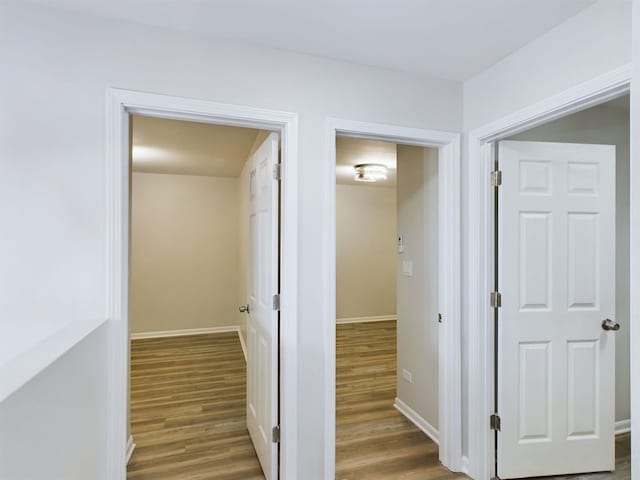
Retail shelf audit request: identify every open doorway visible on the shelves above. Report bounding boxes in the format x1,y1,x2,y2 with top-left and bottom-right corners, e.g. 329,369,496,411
324,119,462,478
126,115,281,480
491,94,631,479
333,136,463,479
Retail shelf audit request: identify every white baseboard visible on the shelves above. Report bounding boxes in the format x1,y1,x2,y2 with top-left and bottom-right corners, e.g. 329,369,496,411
394,397,439,445
336,315,397,324
130,326,247,362
238,329,247,362
616,419,631,435
460,455,470,476
126,435,136,465
130,325,241,340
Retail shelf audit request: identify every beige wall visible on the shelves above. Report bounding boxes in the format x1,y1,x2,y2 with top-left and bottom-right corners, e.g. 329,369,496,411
396,145,439,428
509,98,631,422
130,172,241,333
336,184,397,319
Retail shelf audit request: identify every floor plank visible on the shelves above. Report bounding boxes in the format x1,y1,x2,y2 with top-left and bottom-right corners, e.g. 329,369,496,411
127,332,265,480
128,324,631,479
336,321,466,480
335,321,631,480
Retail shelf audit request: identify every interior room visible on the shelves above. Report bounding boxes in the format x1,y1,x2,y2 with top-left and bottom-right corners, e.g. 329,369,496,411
335,138,456,479
493,94,631,479
127,115,275,479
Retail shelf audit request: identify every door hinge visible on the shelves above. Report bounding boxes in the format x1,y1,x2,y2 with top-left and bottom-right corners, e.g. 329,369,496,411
273,163,282,181
272,294,281,311
490,414,501,431
272,425,281,443
491,169,502,186
490,291,502,308
438,313,443,323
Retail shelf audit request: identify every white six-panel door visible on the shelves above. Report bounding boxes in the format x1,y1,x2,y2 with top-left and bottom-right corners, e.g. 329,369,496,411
247,132,280,480
498,141,616,478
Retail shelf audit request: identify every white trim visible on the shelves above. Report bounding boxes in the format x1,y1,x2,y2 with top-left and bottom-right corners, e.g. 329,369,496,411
106,88,298,480
615,419,631,435
324,118,462,478
466,64,632,480
394,398,439,445
461,455,470,476
130,326,248,361
471,64,632,142
336,315,396,324
0,317,106,403
130,325,241,340
125,435,136,465
238,329,248,362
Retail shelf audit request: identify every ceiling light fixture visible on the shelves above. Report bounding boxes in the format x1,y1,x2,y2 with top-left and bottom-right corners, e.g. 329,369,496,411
354,163,388,183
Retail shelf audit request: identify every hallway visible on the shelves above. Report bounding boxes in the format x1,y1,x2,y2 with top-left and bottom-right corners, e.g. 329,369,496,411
335,320,465,480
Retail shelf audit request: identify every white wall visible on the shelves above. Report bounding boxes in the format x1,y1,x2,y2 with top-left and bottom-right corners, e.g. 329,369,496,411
508,100,631,423
396,145,439,429
0,325,108,480
336,184,397,319
630,1,640,478
463,0,632,131
0,2,461,476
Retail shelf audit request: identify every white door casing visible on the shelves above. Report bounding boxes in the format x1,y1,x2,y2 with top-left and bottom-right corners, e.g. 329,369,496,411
498,141,616,478
247,132,280,480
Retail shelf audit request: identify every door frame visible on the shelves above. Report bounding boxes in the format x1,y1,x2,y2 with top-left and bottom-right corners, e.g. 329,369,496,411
104,88,299,480
323,118,463,477
466,64,632,480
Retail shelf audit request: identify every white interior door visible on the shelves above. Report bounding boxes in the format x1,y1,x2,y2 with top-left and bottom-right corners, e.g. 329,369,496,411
498,140,616,478
246,132,280,480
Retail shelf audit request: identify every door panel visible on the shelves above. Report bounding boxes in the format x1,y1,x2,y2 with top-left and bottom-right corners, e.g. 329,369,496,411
498,141,616,478
246,132,280,480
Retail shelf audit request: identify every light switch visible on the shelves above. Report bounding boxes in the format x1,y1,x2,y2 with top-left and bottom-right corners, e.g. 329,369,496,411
397,234,405,253
402,260,413,276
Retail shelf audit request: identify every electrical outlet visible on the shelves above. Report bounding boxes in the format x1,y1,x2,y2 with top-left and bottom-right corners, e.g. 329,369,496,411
402,369,413,383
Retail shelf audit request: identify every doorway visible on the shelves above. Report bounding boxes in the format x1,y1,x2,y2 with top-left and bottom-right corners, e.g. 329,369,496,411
105,89,299,480
324,119,463,478
491,95,631,479
334,137,457,478
126,116,280,479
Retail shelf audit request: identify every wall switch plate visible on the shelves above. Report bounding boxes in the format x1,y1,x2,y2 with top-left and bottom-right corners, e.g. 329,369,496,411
402,260,413,276
402,369,413,383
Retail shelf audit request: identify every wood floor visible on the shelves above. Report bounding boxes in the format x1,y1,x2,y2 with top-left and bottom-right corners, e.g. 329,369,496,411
336,320,465,480
127,324,631,480
127,332,265,480
336,321,631,480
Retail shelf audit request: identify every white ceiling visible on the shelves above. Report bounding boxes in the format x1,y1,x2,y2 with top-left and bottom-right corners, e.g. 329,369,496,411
24,0,597,80
131,115,263,177
336,137,397,187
